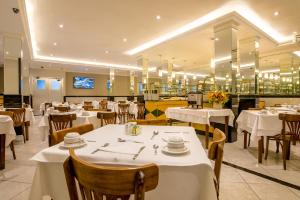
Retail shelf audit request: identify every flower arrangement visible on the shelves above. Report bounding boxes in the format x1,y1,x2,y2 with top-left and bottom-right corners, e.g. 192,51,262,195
207,91,229,105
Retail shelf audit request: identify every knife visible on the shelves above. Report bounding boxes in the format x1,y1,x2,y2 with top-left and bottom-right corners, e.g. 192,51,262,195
132,146,146,160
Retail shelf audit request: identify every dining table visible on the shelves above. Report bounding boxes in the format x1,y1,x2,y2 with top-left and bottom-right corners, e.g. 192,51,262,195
165,107,235,148
236,108,297,163
0,115,16,169
29,124,217,200
107,101,138,118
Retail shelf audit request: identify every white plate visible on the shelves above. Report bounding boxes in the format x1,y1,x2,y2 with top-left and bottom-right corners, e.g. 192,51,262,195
59,141,87,149
162,146,190,155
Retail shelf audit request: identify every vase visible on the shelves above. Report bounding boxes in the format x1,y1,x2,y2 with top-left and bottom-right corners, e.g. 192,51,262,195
213,103,223,109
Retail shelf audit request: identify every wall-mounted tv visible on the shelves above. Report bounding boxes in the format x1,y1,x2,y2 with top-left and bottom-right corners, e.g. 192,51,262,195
73,76,95,89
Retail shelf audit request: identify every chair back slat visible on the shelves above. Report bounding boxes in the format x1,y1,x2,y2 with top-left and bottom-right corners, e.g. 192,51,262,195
118,104,130,124
137,103,145,119
97,112,117,126
54,106,70,112
83,105,94,111
63,149,159,200
48,114,76,134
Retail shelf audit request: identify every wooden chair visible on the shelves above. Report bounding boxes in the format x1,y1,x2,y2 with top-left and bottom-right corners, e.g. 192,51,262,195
265,113,300,170
118,103,130,124
50,124,94,146
137,103,145,120
83,105,94,111
242,108,262,149
99,100,108,110
118,101,126,104
48,114,77,146
63,149,159,200
97,112,117,127
54,106,70,112
84,101,93,106
0,111,16,159
208,128,226,199
6,108,26,143
129,119,169,126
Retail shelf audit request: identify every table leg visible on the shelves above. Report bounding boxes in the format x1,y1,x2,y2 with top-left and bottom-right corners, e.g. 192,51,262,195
258,136,264,163
243,131,248,149
225,116,229,142
0,134,6,170
205,124,209,149
188,122,191,127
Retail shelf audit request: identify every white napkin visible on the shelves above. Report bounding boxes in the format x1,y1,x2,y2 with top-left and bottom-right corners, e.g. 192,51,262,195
98,142,144,155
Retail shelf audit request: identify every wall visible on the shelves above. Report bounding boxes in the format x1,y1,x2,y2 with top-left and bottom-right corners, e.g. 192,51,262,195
0,65,3,93
4,59,19,94
65,72,131,96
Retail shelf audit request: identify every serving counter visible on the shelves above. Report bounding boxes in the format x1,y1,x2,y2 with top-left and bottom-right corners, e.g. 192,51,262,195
145,100,188,120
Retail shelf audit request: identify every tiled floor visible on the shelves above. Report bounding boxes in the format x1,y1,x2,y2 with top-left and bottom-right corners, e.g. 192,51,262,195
0,117,299,200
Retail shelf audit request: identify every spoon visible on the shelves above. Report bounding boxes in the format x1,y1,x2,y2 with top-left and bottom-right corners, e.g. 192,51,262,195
151,131,159,140
118,138,143,143
153,144,159,155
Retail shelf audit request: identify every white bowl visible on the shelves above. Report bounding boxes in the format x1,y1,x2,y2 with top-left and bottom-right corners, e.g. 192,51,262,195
64,132,81,144
167,136,185,149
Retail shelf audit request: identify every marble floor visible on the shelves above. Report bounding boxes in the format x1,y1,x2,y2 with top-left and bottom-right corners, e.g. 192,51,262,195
0,117,299,200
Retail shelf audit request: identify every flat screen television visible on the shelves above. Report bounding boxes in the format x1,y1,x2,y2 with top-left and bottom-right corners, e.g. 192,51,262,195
73,76,95,89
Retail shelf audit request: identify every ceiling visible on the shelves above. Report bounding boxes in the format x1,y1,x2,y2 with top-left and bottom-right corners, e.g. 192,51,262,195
2,0,300,75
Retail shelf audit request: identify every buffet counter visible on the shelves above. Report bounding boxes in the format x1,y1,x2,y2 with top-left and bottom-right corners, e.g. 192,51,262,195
145,100,188,120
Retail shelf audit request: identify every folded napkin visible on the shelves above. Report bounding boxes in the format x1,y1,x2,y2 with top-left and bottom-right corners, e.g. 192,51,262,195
98,143,144,155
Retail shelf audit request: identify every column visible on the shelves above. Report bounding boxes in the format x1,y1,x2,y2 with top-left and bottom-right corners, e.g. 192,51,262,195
213,20,239,93
239,37,260,94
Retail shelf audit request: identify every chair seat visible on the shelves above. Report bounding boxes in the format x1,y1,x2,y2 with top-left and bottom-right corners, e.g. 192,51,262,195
268,134,292,141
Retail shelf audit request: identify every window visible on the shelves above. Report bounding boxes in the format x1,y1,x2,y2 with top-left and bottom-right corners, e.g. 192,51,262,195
36,79,46,90
51,80,61,90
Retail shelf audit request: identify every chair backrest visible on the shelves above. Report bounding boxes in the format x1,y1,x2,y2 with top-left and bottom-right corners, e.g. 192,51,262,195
6,108,26,126
45,103,52,110
248,108,262,110
48,114,76,135
137,103,145,119
50,124,94,146
208,128,226,184
63,149,159,200
97,112,117,126
84,101,93,106
118,103,130,114
54,106,70,112
83,105,94,111
99,100,108,110
258,101,265,109
0,111,14,119
118,101,126,104
129,119,169,126
279,113,300,141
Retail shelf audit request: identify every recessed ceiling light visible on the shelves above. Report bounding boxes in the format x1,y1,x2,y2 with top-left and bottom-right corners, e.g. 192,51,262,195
50,54,53,56
105,50,109,54
5,51,9,55
293,31,297,34
274,11,279,16
59,24,64,28
123,38,127,42
156,15,161,20
215,37,219,41
53,42,57,46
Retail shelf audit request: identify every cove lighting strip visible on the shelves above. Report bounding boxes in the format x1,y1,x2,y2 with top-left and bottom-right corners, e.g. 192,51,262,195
125,1,293,55
294,51,300,57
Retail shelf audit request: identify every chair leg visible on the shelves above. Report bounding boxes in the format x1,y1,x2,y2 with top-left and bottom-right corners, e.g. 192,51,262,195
282,140,287,170
276,141,280,153
287,141,291,160
22,126,26,143
262,137,264,154
25,125,29,141
264,137,269,160
9,142,16,160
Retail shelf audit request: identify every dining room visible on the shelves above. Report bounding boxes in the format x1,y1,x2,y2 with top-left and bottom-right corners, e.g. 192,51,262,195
0,0,300,200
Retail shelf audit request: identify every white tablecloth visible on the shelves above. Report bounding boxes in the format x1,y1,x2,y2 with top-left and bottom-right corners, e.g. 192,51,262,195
29,125,217,200
25,108,35,123
236,110,294,141
165,107,235,126
38,111,102,141
0,115,16,146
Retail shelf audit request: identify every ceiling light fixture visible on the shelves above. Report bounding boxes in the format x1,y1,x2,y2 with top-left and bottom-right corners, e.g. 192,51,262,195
273,11,279,16
53,42,57,46
5,51,9,55
59,24,64,28
105,50,109,54
156,15,161,20
125,2,293,55
123,38,127,42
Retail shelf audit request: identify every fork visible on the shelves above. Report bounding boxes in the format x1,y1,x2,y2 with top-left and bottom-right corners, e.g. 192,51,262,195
153,144,159,155
91,143,109,154
150,131,159,140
